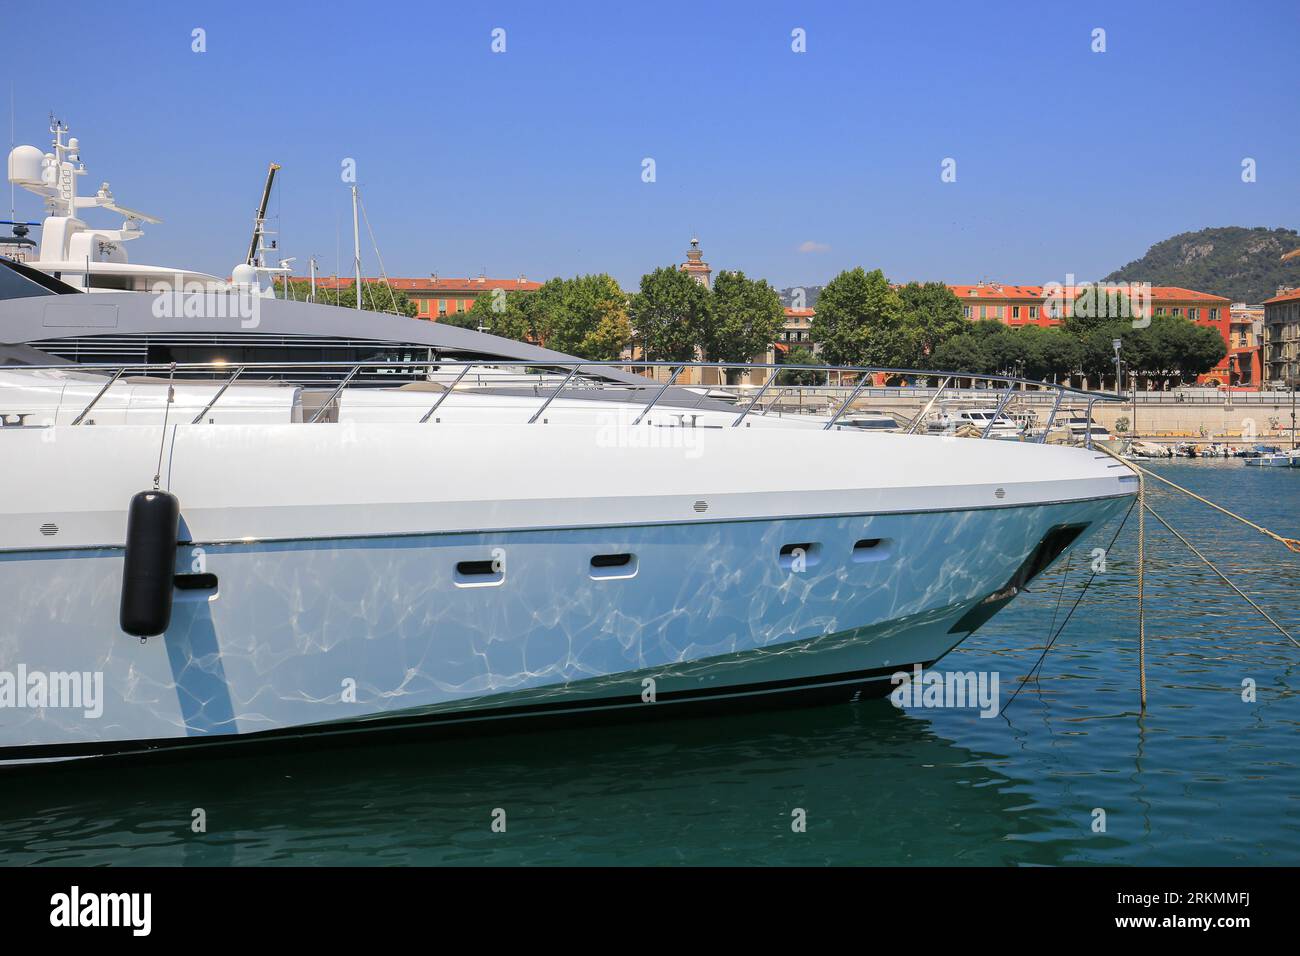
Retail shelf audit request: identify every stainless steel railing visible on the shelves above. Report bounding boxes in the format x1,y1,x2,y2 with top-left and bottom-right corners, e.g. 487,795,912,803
1,358,1128,447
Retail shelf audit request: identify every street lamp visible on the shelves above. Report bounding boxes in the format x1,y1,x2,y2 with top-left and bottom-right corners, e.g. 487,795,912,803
1131,370,1138,439
1291,373,1297,451
1112,338,1123,396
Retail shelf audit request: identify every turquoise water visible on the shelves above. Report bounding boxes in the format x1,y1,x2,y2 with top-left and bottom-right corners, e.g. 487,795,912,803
1,461,1296,865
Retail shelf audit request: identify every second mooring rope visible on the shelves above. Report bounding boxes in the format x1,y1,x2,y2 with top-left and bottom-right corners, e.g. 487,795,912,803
1120,456,1300,553
1142,502,1300,650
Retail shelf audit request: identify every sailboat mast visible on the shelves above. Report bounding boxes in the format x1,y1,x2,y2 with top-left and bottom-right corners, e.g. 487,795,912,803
351,185,362,311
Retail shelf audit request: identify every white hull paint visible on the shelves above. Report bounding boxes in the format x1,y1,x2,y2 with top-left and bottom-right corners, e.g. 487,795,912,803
0,421,1135,760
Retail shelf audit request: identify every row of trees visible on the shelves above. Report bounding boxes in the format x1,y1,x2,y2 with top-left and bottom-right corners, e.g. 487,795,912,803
440,266,785,365
810,268,1226,386
442,274,632,360
928,315,1226,387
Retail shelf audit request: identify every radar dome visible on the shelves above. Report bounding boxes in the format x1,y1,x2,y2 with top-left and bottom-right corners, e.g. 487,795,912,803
7,145,44,187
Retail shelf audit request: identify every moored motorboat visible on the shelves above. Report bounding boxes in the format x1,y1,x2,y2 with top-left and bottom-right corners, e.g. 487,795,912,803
0,123,1137,764
1243,449,1300,467
0,344,1135,762
926,401,1023,439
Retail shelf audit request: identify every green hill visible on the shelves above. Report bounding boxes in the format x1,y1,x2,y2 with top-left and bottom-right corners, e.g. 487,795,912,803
1104,226,1300,303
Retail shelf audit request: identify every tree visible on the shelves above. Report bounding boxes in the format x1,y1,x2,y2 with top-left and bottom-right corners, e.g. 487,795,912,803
1075,320,1129,385
930,334,992,377
1018,325,1081,382
1061,284,1138,335
778,345,824,385
534,274,632,361
810,267,906,367
446,289,541,343
896,281,967,367
951,319,1026,377
704,270,786,376
628,267,711,362
1131,314,1226,387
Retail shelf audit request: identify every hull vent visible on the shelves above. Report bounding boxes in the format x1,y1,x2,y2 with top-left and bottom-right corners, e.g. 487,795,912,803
948,523,1088,634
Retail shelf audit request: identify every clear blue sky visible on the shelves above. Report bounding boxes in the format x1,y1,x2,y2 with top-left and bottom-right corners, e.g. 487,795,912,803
7,0,1298,290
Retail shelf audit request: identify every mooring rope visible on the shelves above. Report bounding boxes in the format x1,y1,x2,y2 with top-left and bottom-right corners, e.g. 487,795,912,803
1097,443,1300,712
1137,467,1147,711
1142,502,1300,650
999,498,1137,717
1119,456,1300,553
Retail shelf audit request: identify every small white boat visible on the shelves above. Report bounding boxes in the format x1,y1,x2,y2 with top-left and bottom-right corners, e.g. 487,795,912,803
1123,440,1172,460
1244,449,1300,467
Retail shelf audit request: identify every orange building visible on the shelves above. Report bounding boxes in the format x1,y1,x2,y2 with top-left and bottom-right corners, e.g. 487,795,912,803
948,282,1234,385
1263,287,1300,386
1228,303,1265,387
292,274,543,321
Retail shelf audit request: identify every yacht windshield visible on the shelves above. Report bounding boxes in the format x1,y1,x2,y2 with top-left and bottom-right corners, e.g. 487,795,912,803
0,256,81,299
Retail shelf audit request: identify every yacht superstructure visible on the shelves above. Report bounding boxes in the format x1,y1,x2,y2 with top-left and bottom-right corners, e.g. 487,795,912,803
5,119,238,294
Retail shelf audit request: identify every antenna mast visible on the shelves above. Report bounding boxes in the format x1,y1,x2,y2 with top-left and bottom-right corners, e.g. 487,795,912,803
246,162,281,266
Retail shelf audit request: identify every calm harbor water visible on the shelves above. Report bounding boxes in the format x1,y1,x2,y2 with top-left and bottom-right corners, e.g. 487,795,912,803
1,461,1296,866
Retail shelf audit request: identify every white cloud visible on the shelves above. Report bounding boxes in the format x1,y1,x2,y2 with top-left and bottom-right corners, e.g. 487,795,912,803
797,240,831,254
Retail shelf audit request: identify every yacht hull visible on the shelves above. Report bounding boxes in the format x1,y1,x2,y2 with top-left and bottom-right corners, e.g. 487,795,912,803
0,495,1129,762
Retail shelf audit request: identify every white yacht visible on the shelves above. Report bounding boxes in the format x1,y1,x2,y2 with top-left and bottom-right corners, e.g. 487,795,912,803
927,402,1023,439
0,259,1138,762
0,121,1138,761
1243,449,1300,467
1051,413,1112,446
5,119,237,294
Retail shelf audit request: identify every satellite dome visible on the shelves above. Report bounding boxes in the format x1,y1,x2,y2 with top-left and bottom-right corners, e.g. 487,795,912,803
7,145,44,187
